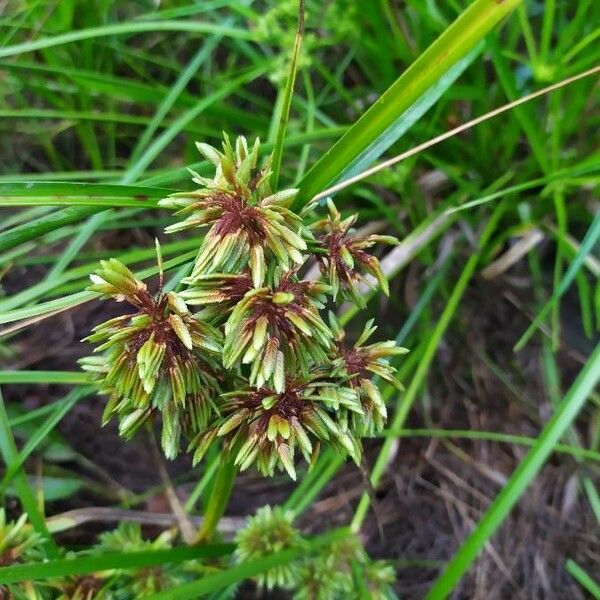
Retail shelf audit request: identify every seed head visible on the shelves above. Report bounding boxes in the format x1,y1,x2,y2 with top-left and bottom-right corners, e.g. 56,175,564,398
222,272,332,392
178,271,253,322
80,258,222,458
235,506,304,590
159,135,310,287
190,374,362,480
0,510,43,566
330,314,408,436
312,199,397,308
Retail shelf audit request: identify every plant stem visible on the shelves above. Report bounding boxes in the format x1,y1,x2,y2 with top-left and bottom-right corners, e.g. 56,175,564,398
195,457,238,543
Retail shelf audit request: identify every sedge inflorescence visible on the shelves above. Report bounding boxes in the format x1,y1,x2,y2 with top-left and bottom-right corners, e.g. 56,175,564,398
234,505,396,598
81,134,407,480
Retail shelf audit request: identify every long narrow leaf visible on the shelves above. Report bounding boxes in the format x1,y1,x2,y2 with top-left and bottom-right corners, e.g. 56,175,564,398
294,0,523,206
0,20,253,59
0,544,234,583
426,342,600,599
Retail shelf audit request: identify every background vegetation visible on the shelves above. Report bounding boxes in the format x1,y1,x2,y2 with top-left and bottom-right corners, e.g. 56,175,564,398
0,0,598,598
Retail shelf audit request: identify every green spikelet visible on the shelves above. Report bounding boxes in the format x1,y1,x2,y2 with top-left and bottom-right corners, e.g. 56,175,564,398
159,135,311,284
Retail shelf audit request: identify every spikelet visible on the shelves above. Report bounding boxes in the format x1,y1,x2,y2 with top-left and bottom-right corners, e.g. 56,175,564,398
80,251,222,459
312,199,398,308
159,135,311,287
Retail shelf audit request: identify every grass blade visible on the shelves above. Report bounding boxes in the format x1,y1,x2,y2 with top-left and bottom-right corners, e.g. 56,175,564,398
566,559,600,598
0,20,253,59
0,544,234,584
0,182,169,207
425,342,600,599
294,0,523,206
514,210,600,351
0,388,59,558
270,0,305,189
0,371,90,385
0,387,91,493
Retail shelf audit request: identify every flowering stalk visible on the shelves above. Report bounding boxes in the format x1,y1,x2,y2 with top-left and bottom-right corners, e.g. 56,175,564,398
82,134,408,541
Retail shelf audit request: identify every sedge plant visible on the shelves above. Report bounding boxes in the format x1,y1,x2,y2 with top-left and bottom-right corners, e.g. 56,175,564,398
80,133,407,542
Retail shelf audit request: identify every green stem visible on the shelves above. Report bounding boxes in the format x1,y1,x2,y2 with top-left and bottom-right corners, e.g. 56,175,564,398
195,457,238,543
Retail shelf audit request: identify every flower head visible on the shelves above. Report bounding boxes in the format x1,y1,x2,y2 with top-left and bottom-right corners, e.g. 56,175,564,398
0,510,43,566
178,271,254,322
95,523,181,596
222,273,332,392
80,256,222,458
190,374,362,480
159,135,309,287
312,200,397,308
330,314,407,436
235,506,304,590
0,510,46,600
295,535,396,600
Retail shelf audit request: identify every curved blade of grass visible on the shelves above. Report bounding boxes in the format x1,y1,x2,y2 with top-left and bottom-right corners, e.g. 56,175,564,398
382,428,600,463
144,528,350,600
0,388,59,558
566,559,600,598
0,543,235,584
270,0,304,189
0,20,253,59
294,0,523,206
426,342,600,599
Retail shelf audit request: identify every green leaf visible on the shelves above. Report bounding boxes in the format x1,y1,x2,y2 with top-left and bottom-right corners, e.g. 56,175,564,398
0,371,91,384
6,476,83,502
0,388,59,557
0,182,170,207
270,1,305,189
294,0,523,206
0,20,254,59
566,559,600,598
425,342,600,599
0,543,235,583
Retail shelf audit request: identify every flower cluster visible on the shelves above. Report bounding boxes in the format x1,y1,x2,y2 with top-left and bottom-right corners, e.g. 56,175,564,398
235,505,396,598
311,199,397,308
235,506,304,590
80,254,222,458
0,515,208,599
82,134,407,479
